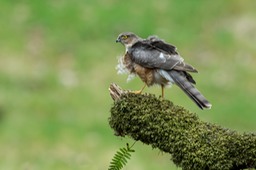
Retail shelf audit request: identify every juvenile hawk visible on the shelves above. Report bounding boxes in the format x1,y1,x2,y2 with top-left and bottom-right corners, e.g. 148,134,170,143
116,32,211,109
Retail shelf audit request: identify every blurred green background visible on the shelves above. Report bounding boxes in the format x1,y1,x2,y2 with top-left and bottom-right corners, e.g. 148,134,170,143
0,0,255,169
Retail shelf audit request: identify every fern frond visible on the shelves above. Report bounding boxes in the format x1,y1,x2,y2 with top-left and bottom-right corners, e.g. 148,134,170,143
108,143,135,170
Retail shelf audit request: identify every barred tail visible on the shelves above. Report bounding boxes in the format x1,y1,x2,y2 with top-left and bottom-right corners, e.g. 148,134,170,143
169,70,212,109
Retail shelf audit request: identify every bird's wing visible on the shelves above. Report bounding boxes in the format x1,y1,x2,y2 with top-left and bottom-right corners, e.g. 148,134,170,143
129,40,197,72
147,36,198,72
146,36,178,55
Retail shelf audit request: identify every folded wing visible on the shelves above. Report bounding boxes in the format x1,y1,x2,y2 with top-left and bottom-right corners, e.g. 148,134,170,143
129,38,197,73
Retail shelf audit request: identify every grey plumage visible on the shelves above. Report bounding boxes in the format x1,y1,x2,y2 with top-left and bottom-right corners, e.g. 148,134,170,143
116,32,212,109
168,70,211,109
129,38,198,73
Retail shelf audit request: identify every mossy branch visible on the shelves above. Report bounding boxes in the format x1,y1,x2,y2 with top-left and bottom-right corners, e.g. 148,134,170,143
108,83,256,170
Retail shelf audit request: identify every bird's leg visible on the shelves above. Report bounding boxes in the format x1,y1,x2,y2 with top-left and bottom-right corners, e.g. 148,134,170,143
132,84,146,94
161,84,165,98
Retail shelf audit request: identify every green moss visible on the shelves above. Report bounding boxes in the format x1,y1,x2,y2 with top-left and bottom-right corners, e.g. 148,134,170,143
109,93,256,170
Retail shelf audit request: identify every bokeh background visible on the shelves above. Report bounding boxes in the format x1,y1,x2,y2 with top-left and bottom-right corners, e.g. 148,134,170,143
0,0,256,169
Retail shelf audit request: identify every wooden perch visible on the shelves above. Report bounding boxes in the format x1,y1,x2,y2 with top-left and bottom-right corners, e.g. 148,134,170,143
108,83,256,170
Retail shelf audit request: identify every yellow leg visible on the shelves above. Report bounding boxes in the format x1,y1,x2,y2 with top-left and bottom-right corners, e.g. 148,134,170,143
161,85,165,98
133,84,147,94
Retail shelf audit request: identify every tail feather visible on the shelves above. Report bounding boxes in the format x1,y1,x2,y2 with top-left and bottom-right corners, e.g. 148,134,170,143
169,70,212,109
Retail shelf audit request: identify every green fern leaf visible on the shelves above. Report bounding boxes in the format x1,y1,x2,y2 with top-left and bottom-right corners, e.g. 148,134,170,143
108,143,135,170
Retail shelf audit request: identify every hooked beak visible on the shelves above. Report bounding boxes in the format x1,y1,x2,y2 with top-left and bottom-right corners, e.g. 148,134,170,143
116,37,121,43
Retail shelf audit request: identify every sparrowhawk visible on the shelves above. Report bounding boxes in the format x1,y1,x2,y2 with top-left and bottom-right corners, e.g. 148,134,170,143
116,32,211,109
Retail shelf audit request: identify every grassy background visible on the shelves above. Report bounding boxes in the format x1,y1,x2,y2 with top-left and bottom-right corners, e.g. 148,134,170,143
0,0,256,169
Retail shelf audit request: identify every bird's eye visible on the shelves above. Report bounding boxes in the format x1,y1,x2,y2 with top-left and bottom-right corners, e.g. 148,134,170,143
122,35,128,39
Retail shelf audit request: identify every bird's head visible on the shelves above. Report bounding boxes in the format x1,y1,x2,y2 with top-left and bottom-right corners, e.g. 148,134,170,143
116,32,139,47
